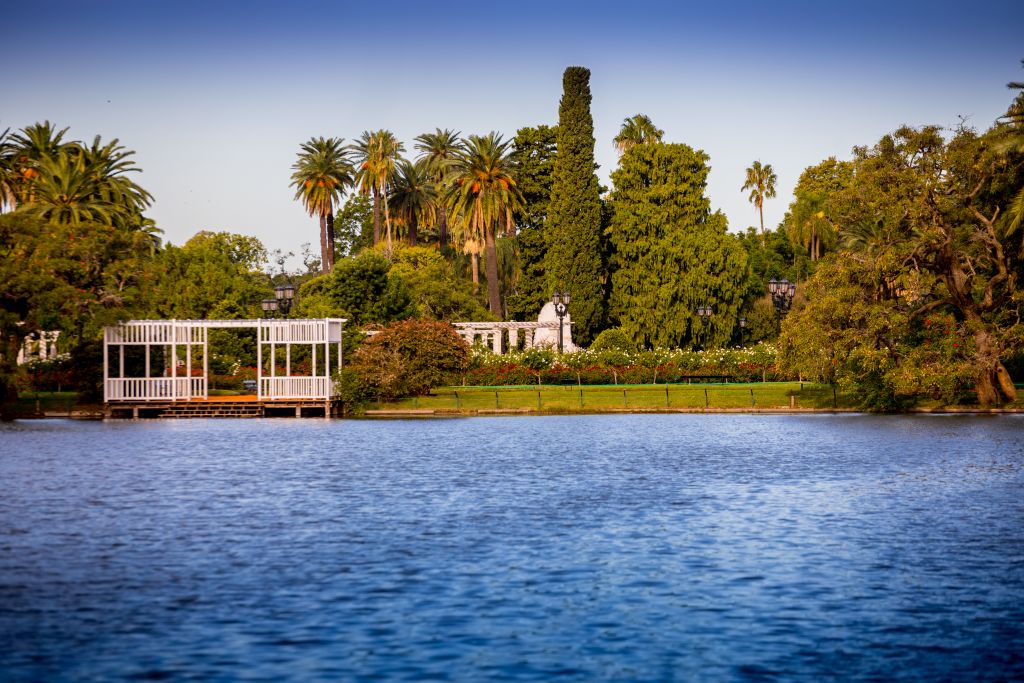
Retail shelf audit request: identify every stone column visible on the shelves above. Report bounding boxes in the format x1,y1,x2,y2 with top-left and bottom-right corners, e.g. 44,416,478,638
508,327,518,350
491,329,502,354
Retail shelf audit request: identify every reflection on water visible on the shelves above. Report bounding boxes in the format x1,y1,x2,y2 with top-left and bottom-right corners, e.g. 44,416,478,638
1,415,1023,681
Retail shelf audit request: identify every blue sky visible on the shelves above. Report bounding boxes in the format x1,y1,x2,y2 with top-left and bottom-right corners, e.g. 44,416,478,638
5,0,1022,264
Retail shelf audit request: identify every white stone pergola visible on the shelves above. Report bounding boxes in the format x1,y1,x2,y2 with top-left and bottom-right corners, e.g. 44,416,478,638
103,318,346,402
453,320,575,354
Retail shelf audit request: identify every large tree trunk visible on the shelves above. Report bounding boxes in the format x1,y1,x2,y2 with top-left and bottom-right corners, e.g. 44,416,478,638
972,325,1018,404
372,187,381,245
319,213,329,273
384,195,393,251
0,333,24,418
325,210,335,272
758,202,765,245
408,214,417,247
484,226,502,315
438,207,448,250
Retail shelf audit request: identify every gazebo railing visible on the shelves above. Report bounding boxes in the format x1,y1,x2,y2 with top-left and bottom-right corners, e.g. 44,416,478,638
260,376,333,400
105,377,207,402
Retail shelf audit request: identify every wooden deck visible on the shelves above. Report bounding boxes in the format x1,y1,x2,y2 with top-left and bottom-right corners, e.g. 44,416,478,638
104,396,341,419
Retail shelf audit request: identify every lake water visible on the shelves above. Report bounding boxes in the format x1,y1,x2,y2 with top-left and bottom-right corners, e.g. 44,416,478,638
1,415,1022,681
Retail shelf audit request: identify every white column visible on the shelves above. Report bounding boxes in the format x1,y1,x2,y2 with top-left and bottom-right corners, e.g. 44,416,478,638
324,323,331,400
103,330,110,403
508,327,518,350
202,327,208,399
491,329,502,354
257,319,263,400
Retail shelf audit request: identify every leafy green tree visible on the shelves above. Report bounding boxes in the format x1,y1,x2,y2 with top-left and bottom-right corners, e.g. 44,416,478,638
0,212,154,410
609,142,748,349
352,130,405,248
785,122,1023,406
297,251,414,324
545,66,606,344
507,124,557,320
414,128,460,249
388,159,436,247
742,160,777,241
444,132,524,315
613,114,663,154
387,245,492,321
334,195,374,258
142,231,269,319
290,136,353,273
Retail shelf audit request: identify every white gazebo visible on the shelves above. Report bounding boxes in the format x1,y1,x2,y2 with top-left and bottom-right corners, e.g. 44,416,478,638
103,318,346,403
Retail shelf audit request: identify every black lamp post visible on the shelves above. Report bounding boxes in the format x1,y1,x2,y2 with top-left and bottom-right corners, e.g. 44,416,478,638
552,291,570,353
738,316,749,348
768,278,797,333
274,284,295,317
697,304,713,349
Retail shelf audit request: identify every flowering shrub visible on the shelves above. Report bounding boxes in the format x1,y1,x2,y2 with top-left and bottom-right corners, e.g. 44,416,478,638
460,342,783,385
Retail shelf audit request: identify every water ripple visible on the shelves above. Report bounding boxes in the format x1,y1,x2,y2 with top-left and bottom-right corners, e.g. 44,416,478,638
1,414,1022,681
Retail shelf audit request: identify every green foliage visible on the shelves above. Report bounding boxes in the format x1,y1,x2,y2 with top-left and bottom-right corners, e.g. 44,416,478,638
807,122,1024,405
779,253,983,410
334,194,374,258
350,319,470,400
507,125,557,321
141,231,269,319
0,211,154,408
545,67,606,344
783,158,851,261
297,251,414,324
387,245,492,321
590,327,637,352
608,143,748,349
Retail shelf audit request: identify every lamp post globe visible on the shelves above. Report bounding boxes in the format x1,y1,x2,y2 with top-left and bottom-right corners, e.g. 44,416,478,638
274,284,296,317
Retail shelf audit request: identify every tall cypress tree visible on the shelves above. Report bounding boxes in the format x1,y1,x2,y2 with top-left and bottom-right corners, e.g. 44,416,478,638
545,66,606,344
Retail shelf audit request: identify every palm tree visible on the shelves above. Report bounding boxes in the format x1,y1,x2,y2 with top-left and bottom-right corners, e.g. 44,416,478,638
995,75,1024,234
74,135,153,228
414,128,460,249
0,128,16,211
613,114,664,154
445,133,524,315
352,130,404,248
20,152,118,227
290,137,353,273
742,160,778,242
388,159,437,247
787,190,835,261
9,121,71,205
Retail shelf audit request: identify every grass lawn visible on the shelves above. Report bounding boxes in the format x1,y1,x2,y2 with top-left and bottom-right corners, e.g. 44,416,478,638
382,382,858,412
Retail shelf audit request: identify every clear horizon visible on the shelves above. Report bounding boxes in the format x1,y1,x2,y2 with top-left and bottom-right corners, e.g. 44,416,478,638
5,0,1022,264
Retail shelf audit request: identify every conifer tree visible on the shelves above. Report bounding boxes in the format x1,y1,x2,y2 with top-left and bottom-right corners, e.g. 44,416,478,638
545,66,606,343
609,143,748,349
